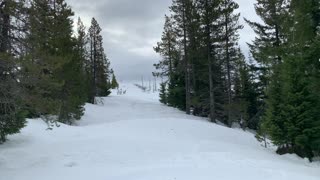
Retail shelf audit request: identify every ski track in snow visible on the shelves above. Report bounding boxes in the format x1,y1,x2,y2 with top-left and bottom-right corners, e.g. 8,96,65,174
0,83,319,180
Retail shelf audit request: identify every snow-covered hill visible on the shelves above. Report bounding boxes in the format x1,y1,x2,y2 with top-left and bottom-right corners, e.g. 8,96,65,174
1,83,319,180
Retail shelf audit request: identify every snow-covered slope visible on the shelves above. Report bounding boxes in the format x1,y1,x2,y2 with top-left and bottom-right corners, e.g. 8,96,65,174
1,83,319,180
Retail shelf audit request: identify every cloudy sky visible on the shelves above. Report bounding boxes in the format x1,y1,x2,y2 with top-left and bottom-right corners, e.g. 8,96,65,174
67,0,260,81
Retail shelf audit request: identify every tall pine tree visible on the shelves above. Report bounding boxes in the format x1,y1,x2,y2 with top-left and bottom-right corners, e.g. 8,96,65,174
88,18,111,104
0,0,26,143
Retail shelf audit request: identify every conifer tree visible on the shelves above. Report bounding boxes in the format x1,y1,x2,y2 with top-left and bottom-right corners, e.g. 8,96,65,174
53,0,87,124
157,0,248,124
264,0,320,159
170,0,193,114
23,0,65,118
88,18,111,103
0,54,26,143
246,0,289,143
154,15,184,109
0,0,26,142
247,0,320,159
0,0,115,140
159,82,168,105
245,0,288,67
232,50,259,129
197,0,222,122
154,15,176,78
111,71,119,89
245,0,289,128
23,0,87,124
220,0,243,126
76,17,92,102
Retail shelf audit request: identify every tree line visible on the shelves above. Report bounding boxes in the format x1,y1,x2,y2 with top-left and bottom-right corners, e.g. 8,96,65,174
0,0,117,143
154,0,320,160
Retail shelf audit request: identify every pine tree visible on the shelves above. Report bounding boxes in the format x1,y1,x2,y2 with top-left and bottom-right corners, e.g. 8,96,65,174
0,0,26,143
23,0,87,124
154,15,185,109
167,73,186,110
308,6,320,155
232,49,259,129
53,0,87,124
154,15,176,78
220,0,243,126
269,0,320,159
23,0,66,118
111,71,119,89
88,18,111,103
197,0,222,122
245,0,288,67
308,30,320,157
246,0,289,145
76,17,91,101
159,82,168,104
0,54,26,143
249,0,320,159
157,0,248,125
170,0,193,114
245,0,289,129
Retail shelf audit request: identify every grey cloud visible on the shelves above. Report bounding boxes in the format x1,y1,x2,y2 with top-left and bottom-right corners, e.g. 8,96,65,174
95,0,171,22
67,0,258,81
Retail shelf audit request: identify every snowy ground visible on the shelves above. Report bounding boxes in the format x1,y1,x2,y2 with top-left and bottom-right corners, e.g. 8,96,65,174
1,83,319,180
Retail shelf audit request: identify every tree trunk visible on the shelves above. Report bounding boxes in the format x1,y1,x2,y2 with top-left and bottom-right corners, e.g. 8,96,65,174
182,2,191,115
205,0,216,123
225,7,232,127
93,34,97,102
0,1,10,53
208,60,216,122
168,32,173,79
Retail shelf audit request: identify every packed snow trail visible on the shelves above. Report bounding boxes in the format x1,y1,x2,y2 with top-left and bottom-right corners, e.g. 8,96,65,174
1,83,319,180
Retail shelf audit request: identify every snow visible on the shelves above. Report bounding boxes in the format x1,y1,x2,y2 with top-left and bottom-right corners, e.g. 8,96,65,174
1,83,319,180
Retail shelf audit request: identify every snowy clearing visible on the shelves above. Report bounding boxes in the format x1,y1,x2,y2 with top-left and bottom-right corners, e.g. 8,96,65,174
1,83,319,180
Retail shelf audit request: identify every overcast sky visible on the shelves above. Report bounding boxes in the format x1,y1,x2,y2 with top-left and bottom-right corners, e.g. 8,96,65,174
66,0,260,81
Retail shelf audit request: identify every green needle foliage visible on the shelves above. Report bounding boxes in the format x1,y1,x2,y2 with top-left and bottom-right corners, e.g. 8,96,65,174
0,0,114,142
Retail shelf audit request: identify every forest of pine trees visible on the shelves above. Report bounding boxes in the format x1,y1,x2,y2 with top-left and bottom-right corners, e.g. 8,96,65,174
0,0,114,143
154,0,320,160
1,0,319,163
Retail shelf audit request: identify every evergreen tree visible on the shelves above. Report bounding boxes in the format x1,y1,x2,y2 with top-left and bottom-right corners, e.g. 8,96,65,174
232,50,259,129
76,17,91,99
167,72,186,110
159,82,168,105
245,0,288,67
170,0,193,114
154,15,185,109
220,0,243,126
53,0,87,124
23,0,87,124
157,0,248,125
23,0,66,118
156,0,319,159
111,71,119,89
246,0,289,145
264,0,320,159
0,54,26,143
197,0,221,122
154,15,176,78
0,0,26,143
88,18,111,103
0,0,115,141
248,0,320,159
245,0,289,130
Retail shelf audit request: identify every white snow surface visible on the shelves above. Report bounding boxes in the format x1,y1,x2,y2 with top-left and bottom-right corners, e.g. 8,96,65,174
1,83,319,180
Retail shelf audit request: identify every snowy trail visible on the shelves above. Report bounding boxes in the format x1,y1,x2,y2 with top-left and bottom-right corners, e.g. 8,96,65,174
1,83,319,180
